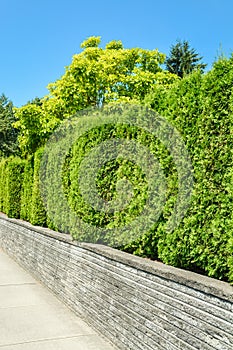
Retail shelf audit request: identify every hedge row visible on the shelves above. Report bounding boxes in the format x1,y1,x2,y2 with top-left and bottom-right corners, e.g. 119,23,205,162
40,109,176,248
37,57,233,283
144,57,233,281
0,56,233,283
0,149,46,225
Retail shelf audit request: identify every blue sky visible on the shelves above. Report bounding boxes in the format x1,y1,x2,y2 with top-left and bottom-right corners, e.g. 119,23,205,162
1,0,233,107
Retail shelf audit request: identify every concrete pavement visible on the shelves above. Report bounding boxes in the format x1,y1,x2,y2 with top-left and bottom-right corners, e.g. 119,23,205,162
0,248,116,350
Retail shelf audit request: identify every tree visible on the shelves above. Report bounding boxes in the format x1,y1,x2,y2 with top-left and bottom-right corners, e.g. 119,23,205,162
46,36,167,112
165,40,206,78
0,94,19,157
15,36,177,154
13,104,45,155
27,96,43,106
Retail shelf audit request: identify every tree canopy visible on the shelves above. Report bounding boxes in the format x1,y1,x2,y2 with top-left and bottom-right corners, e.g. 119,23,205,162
165,40,206,78
14,36,177,155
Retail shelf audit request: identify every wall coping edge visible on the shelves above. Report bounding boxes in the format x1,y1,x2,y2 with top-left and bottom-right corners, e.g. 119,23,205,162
0,213,232,302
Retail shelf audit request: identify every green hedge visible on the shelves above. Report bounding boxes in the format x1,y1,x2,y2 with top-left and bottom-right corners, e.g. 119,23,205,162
40,106,177,248
30,148,47,226
0,158,8,213
0,56,233,283
4,157,25,218
144,58,233,281
20,155,34,221
1,150,46,226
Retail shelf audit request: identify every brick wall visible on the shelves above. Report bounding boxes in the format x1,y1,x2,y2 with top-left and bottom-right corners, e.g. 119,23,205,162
0,215,232,350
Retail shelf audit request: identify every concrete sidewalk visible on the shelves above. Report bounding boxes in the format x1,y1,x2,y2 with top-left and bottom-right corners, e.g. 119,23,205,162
0,248,116,350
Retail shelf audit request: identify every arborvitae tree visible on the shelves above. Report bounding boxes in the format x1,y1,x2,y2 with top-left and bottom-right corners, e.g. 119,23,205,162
165,40,206,78
0,94,19,157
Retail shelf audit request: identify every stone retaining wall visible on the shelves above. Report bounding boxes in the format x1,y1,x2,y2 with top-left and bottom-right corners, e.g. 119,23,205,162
0,215,232,350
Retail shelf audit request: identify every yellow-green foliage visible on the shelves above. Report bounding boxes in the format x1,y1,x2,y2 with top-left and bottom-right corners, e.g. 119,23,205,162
13,37,174,155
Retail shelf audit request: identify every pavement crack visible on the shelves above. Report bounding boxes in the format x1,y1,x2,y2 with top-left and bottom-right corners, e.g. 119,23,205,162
0,283,36,287
0,334,97,348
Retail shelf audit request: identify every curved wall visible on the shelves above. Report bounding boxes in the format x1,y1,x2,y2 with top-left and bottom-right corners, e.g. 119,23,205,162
0,215,232,350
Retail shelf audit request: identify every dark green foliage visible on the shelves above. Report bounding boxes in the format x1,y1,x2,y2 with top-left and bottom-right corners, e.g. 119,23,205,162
20,156,34,221
27,97,43,106
30,148,47,226
0,94,19,157
165,40,206,78
0,158,8,212
4,157,25,218
144,57,233,282
0,151,46,225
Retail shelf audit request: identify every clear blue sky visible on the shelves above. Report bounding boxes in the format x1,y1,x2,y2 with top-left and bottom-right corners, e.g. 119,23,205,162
1,0,233,107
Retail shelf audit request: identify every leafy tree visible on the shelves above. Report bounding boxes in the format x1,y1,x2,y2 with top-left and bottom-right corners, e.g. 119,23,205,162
0,94,19,157
13,104,44,155
14,36,175,155
46,36,167,111
165,40,206,78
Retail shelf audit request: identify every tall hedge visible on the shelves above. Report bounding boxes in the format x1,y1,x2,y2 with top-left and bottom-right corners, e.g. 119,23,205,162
4,157,25,218
0,151,46,226
30,148,47,226
0,55,233,283
20,155,34,221
28,57,233,282
0,158,8,213
40,107,176,247
144,58,233,281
